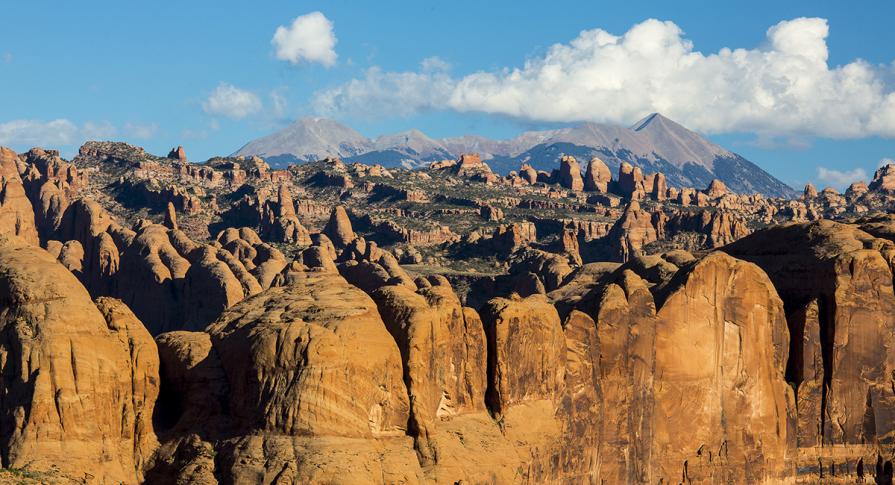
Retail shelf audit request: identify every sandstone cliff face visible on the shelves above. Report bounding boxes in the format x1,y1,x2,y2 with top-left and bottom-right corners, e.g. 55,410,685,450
0,234,158,484
207,271,410,438
649,252,794,483
725,220,895,477
371,281,488,466
588,270,656,483
477,293,604,483
0,147,40,245
152,270,421,484
562,251,796,484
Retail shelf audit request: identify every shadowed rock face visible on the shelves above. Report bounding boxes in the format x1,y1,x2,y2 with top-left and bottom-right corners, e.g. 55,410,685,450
0,234,158,484
150,270,421,483
556,155,584,191
589,269,657,483
725,220,895,476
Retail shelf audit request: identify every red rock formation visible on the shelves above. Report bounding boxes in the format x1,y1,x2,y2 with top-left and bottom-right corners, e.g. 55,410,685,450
607,200,658,261
323,205,356,248
163,201,178,230
649,252,793,482
479,204,504,221
647,172,667,201
870,163,895,193
617,162,645,199
705,178,728,198
584,156,612,193
259,184,311,245
167,145,187,161
725,220,895,474
0,234,158,483
0,147,40,245
520,164,539,185
371,281,487,464
557,155,585,191
803,183,818,199
153,270,420,483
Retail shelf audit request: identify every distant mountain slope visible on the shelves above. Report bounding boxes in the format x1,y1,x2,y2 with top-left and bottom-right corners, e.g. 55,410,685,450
234,114,795,197
233,117,371,164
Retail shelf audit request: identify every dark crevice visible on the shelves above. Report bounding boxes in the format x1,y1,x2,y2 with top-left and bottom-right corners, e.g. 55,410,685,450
152,361,183,433
819,295,836,445
876,456,893,485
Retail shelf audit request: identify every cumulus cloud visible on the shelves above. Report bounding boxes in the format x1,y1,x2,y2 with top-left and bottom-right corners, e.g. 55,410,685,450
314,17,895,138
816,167,868,188
272,11,337,67
0,119,129,149
314,57,455,118
0,119,84,147
203,83,262,119
0,118,163,151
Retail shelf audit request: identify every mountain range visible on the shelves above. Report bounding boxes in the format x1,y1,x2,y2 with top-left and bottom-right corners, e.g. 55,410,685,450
234,113,795,197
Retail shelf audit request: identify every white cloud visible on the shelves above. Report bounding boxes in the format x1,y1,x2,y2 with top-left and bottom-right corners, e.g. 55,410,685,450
0,119,161,150
816,167,868,188
202,83,262,119
0,119,83,147
313,57,455,118
314,18,895,139
124,122,158,139
81,121,117,139
270,87,289,118
2,52,11,64
0,119,124,149
878,157,895,168
272,11,337,67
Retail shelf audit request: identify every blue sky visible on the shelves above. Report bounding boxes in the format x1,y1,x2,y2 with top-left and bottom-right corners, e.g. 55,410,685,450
1,0,893,190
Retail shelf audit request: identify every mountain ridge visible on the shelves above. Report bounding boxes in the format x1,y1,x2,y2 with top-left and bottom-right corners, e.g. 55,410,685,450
234,113,795,197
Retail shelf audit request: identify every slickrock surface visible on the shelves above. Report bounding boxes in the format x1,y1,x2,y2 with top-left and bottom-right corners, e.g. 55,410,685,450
0,142,893,483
